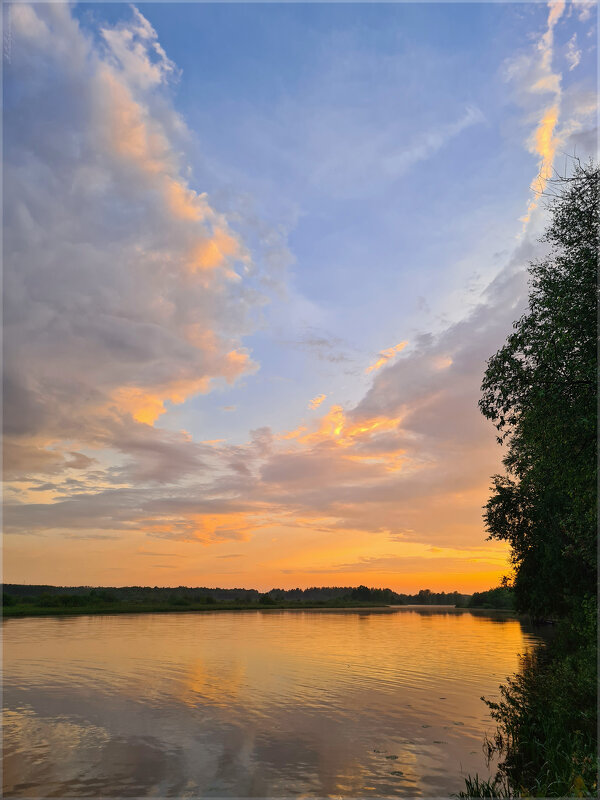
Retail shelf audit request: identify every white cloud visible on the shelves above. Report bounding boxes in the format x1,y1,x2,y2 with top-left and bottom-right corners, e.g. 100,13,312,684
309,104,485,198
100,6,177,90
4,4,265,485
566,33,582,70
576,2,594,23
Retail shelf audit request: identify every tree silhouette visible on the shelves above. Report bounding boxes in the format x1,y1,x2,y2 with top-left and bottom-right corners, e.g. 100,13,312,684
480,162,598,618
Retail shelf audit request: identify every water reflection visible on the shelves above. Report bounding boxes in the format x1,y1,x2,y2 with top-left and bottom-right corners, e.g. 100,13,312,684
3,608,542,797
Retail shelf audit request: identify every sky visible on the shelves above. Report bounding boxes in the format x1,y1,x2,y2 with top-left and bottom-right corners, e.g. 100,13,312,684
3,0,597,592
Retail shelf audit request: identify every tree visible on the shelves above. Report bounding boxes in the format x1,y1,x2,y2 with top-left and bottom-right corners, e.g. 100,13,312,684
351,585,372,601
480,162,598,619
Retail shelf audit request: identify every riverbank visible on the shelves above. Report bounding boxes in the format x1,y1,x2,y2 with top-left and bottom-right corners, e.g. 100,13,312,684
460,605,597,798
3,593,526,620
2,600,407,618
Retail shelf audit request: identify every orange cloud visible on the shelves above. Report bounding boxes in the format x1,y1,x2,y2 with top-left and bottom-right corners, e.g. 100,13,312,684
519,1,566,227
189,228,240,271
309,394,327,410
143,511,266,544
112,351,252,426
276,404,406,472
365,341,408,373
297,405,402,447
165,179,209,222
97,64,244,279
98,67,170,176
534,106,559,178
224,349,254,380
113,387,170,425
278,425,308,441
433,355,453,370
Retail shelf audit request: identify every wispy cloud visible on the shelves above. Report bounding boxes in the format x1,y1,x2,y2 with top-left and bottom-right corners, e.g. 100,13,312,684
516,1,566,226
365,342,408,374
380,106,485,179
309,104,485,198
288,329,354,364
507,1,595,230
576,2,594,23
309,394,327,410
566,33,582,70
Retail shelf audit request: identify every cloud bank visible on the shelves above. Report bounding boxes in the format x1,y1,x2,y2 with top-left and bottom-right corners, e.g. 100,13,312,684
4,4,261,484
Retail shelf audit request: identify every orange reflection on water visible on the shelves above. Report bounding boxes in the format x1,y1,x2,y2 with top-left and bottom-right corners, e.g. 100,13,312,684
3,609,543,797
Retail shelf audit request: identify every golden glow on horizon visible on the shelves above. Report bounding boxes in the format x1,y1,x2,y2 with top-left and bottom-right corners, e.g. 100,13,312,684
4,520,512,593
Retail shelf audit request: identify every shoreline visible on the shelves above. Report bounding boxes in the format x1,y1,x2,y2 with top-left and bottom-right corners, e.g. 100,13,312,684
2,602,517,620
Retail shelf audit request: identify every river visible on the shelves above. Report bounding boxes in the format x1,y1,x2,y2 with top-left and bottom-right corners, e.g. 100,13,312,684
3,607,542,797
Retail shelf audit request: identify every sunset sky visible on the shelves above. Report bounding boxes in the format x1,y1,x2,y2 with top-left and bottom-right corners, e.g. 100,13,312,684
3,1,597,591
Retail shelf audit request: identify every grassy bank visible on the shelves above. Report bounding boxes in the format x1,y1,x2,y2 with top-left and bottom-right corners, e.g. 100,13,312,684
459,602,597,798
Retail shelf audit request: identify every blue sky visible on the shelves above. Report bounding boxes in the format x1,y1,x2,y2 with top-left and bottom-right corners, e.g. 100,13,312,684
4,1,597,588
71,1,562,441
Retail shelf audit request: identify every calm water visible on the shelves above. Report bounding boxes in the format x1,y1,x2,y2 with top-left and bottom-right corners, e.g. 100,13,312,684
3,608,542,798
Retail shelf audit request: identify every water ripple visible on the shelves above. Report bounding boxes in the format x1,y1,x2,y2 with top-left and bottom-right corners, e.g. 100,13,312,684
3,608,543,797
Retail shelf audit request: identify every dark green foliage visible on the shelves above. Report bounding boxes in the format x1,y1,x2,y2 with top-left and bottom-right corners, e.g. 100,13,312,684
168,595,190,606
89,589,117,603
37,593,63,607
464,164,599,797
351,585,372,601
468,587,515,610
35,591,118,608
193,594,214,604
480,163,598,619
458,773,510,798
2,583,466,610
411,588,463,605
480,606,597,797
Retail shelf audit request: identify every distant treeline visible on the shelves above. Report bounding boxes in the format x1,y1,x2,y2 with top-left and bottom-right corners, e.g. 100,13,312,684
3,583,468,608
